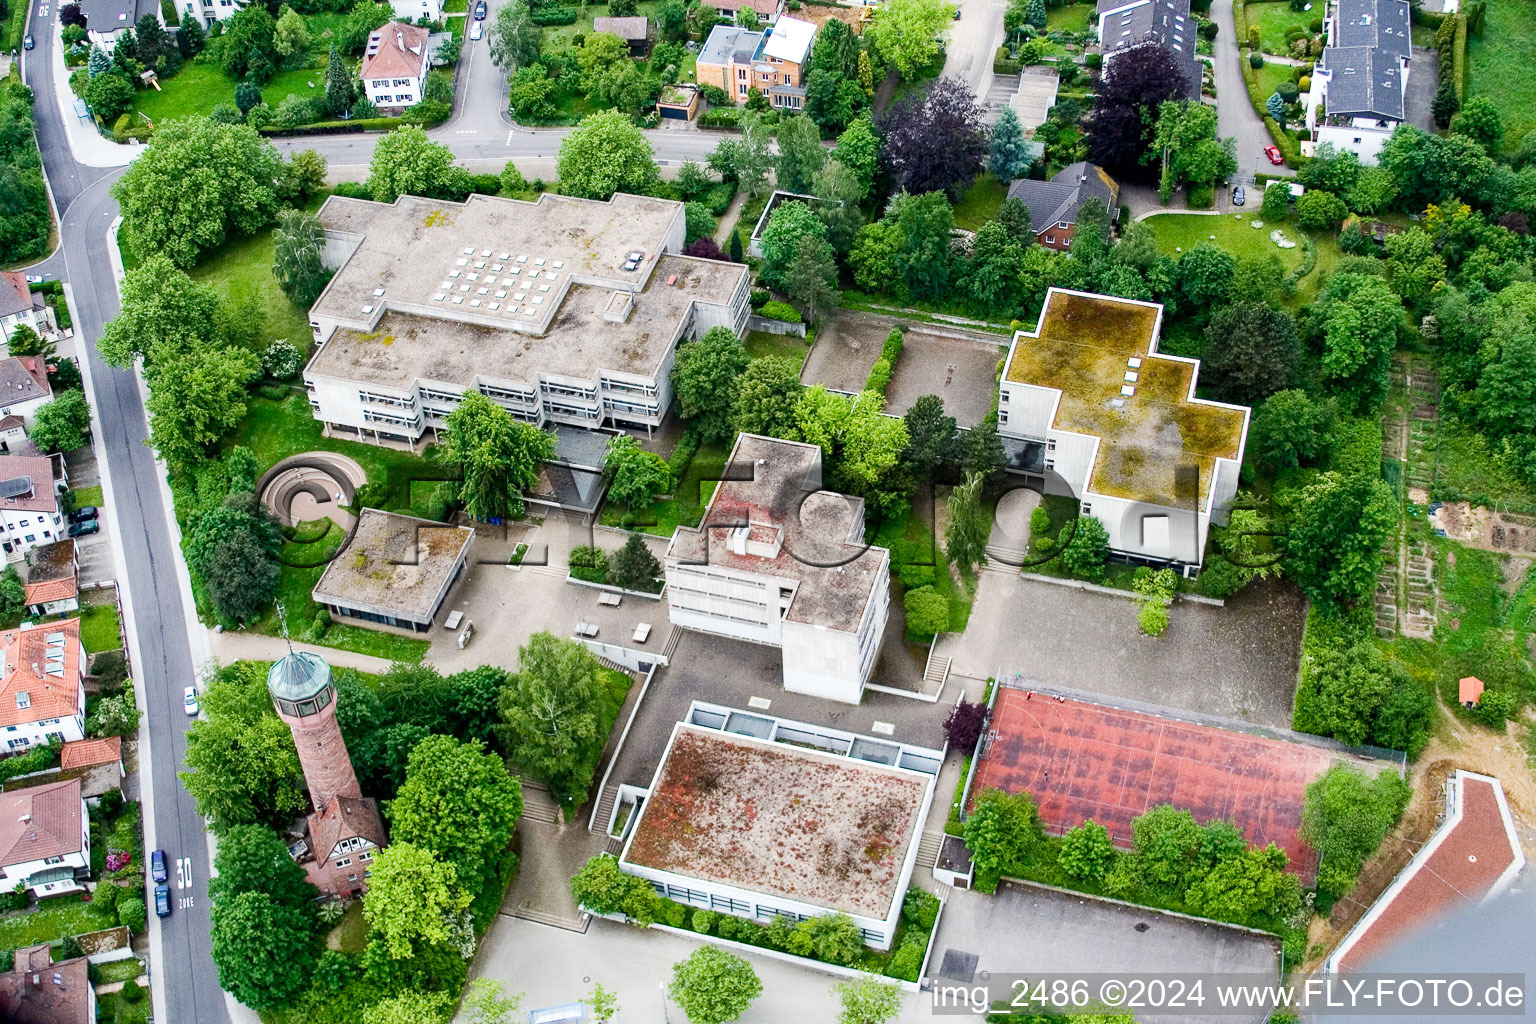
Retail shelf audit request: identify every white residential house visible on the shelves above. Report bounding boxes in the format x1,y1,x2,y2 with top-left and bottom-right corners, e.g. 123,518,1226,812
389,0,443,23
1095,0,1201,99
0,274,47,349
1304,0,1412,164
0,778,91,897
78,0,162,52
0,454,69,562
179,0,240,27
0,357,54,431
664,433,891,704
361,22,432,111
997,289,1249,573
0,618,88,753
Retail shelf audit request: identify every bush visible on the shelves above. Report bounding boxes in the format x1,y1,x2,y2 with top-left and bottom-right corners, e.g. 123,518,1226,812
716,914,740,940
691,908,717,933
529,4,577,23
749,288,770,309
898,563,935,588
121,978,144,1003
757,300,801,323
1060,515,1109,582
864,329,904,395
660,900,688,928
1471,689,1517,729
568,546,609,584
1249,51,1265,69
699,84,729,106
1187,184,1214,209
903,586,949,639
888,941,924,981
943,700,988,753
118,896,147,934
1032,535,1055,553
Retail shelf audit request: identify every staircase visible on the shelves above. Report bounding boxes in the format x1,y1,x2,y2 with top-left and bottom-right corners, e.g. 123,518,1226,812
983,73,1021,121
595,656,633,677
591,784,619,835
660,626,683,660
520,782,562,825
916,830,946,869
923,653,951,690
504,903,590,933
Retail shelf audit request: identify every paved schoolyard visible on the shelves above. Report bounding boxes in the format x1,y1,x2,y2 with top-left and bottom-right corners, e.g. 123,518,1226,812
883,329,1007,428
951,572,1307,729
800,315,890,392
928,884,1278,1024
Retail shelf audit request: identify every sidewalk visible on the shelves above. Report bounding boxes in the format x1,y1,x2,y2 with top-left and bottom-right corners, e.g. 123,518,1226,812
208,630,396,674
49,42,142,168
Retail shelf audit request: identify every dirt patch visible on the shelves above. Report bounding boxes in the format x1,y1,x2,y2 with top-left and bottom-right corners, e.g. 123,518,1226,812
798,4,868,32
1302,704,1536,972
1429,501,1536,554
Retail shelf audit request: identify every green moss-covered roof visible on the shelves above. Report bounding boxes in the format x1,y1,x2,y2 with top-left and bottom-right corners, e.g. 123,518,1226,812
1005,290,1246,507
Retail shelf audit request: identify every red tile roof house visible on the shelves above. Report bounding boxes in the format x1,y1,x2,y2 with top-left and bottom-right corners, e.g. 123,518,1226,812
0,272,49,350
0,452,70,562
0,777,91,898
0,618,88,751
361,22,431,112
1324,770,1525,972
0,941,94,1024
24,540,79,617
0,355,56,432
58,736,125,803
710,0,783,23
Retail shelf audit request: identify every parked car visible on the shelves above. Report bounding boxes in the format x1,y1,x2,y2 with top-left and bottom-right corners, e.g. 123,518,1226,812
1263,145,1284,165
68,506,98,524
151,850,168,884
23,35,34,50
1231,185,1246,206
154,884,171,917
470,19,482,39
67,520,98,538
184,686,199,716
473,0,486,17
24,274,43,284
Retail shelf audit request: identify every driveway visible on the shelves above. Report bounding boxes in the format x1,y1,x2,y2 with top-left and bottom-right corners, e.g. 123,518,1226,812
928,883,1278,1024
1404,46,1439,133
1211,0,1295,179
950,571,1306,728
941,0,1008,99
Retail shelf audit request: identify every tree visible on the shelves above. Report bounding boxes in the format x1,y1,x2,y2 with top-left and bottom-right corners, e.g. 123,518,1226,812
0,567,25,623
995,197,1035,248
210,891,318,1012
87,45,113,78
208,824,320,910
963,789,1043,888
1201,302,1297,405
143,344,261,473
27,391,91,452
684,202,715,245
389,735,523,902
1150,100,1235,194
1086,44,1187,177
758,200,825,291
1061,515,1109,581
1299,641,1431,754
942,699,987,752
963,221,1025,317
1184,843,1300,922
499,632,614,806
832,115,881,200
178,17,207,57
611,532,661,591
734,357,803,439
1280,471,1397,612
219,5,278,78
363,992,455,1024
804,70,867,136
1260,181,1291,221
811,158,866,256
274,6,309,58
1301,764,1412,900
1295,189,1348,230
865,0,956,80
1176,242,1235,312
709,113,775,197
903,585,948,638
793,387,909,499
4,325,49,359
656,0,687,39
1129,805,1203,891
557,110,661,199
836,974,903,1024
465,979,525,1024
987,107,1032,182
669,947,762,1024
1450,95,1502,154
202,529,280,621
570,853,660,920
111,116,284,267
880,77,987,197
671,326,748,443
180,663,309,831
900,394,961,481
684,237,728,261
1266,91,1285,129
783,233,841,325
945,471,989,574
776,114,826,194
1249,389,1333,470
85,70,134,124
1382,227,1445,307
441,392,555,519
1059,819,1115,883
363,842,472,960
1305,272,1401,412
508,64,559,122
368,125,471,202
322,45,355,117
603,435,670,510
272,208,330,308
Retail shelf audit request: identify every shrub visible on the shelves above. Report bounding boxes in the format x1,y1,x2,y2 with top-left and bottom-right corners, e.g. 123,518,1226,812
257,383,289,401
1059,819,1115,882
1471,689,1517,729
716,914,740,939
121,978,144,1003
529,4,577,23
1032,535,1055,553
661,900,688,928
898,563,934,588
1187,184,1214,209
568,546,609,584
902,888,940,932
1028,504,1051,538
888,941,924,981
1060,515,1109,582
691,908,717,934
1250,51,1265,69
943,700,988,753
118,896,147,933
757,300,801,323
749,288,770,309
903,586,949,639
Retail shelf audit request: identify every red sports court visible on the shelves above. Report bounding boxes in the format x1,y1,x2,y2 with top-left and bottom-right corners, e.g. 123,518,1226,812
972,688,1341,881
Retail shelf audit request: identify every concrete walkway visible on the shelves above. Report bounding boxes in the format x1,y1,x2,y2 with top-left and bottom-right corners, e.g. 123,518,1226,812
713,191,747,247
47,38,142,168
207,631,396,674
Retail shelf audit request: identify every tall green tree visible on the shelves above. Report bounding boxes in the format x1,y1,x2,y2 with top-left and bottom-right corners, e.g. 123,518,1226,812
1305,272,1402,413
489,0,542,71
27,391,92,452
603,435,671,510
1300,764,1412,900
143,344,261,473
1248,389,1334,470
865,0,956,80
987,107,1032,181
811,158,866,256
1201,302,1298,406
180,663,309,831
793,387,909,497
671,327,749,443
1279,470,1396,612
775,114,826,194
832,115,881,200
210,891,319,1012
783,233,841,325
202,529,280,621
441,392,555,519
556,110,661,199
733,357,804,439
945,471,989,574
668,947,762,1024
368,125,472,202
272,208,331,308
111,116,284,267
323,45,355,116
963,788,1043,889
499,632,615,806
610,532,661,591
758,199,826,291
208,824,321,911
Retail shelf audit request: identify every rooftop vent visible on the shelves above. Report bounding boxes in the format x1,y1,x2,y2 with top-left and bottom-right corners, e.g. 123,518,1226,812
372,287,385,297
361,305,374,314
1120,385,1136,397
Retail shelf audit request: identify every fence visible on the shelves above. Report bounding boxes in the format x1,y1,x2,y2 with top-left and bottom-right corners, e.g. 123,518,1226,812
746,314,806,337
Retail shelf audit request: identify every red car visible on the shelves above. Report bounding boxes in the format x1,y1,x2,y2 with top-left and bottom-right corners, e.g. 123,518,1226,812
1263,145,1284,165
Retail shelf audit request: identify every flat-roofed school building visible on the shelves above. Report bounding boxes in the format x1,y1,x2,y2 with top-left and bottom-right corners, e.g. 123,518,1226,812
312,509,473,632
617,703,939,950
303,192,751,444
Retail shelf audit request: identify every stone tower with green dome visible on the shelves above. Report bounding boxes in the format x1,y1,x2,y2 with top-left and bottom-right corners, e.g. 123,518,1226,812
268,650,362,813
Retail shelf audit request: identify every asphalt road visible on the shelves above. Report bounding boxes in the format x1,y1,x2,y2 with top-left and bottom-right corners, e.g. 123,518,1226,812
940,0,1008,99
1210,0,1296,180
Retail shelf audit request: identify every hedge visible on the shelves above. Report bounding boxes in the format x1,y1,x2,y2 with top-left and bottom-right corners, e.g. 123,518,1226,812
259,117,405,136
1450,13,1467,100
530,5,577,24
757,300,801,324
1282,235,1317,289
864,328,904,395
699,108,743,128
993,46,1022,75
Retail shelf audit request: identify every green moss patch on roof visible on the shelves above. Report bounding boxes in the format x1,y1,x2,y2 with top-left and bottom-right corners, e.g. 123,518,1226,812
1005,290,1246,507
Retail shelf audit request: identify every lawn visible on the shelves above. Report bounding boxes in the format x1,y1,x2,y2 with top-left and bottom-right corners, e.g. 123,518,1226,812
953,173,1008,232
1246,1,1320,56
541,0,661,50
79,600,123,654
327,900,370,953
1143,212,1341,305
1467,0,1536,156
743,329,810,366
96,989,151,1024
93,958,146,985
871,503,975,636
1429,416,1536,513
1251,58,1298,104
70,485,104,510
598,440,727,536
0,898,116,949
186,199,322,353
133,62,327,125
1045,2,1092,33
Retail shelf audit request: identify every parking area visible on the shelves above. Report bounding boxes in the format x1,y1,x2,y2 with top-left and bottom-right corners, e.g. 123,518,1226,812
950,572,1307,729
883,330,1007,428
799,315,889,392
929,883,1278,1024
